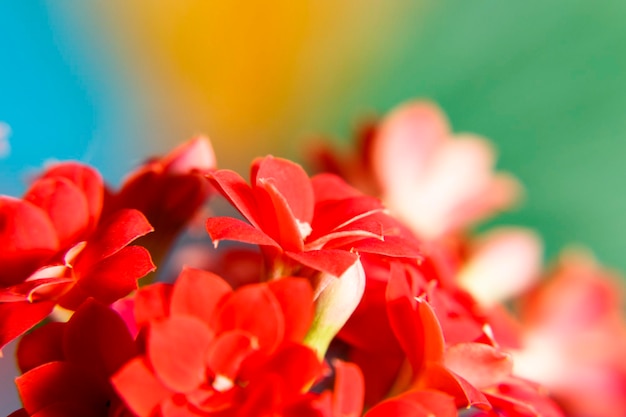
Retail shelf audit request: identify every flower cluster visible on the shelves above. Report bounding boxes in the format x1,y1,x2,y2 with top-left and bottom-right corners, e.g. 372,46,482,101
2,101,626,417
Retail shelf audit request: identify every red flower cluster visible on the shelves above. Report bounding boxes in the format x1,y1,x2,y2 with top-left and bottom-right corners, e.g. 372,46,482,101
3,102,626,417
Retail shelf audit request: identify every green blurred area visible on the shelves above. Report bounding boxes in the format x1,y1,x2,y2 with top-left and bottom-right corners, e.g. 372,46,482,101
325,1,626,272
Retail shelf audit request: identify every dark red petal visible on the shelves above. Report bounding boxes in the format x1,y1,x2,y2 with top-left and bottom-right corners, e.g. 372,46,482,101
207,169,262,228
0,301,55,350
75,209,154,272
286,249,359,277
63,299,137,378
205,216,280,248
254,156,314,225
24,178,90,249
267,277,314,342
6,409,28,417
0,197,59,287
332,360,364,417
17,322,65,373
386,263,444,374
71,246,155,306
112,357,173,417
170,267,232,325
205,330,255,381
213,284,284,352
41,163,104,231
148,316,213,392
16,361,110,416
30,401,96,417
134,283,173,328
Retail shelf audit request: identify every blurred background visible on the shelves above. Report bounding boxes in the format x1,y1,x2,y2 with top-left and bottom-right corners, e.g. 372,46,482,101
2,1,626,411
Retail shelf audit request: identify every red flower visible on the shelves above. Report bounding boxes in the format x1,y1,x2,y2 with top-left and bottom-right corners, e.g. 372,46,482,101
205,155,420,280
12,299,137,417
112,267,323,416
0,163,155,349
106,137,216,271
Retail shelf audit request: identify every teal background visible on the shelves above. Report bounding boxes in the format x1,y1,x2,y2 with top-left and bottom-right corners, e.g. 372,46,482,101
2,1,626,414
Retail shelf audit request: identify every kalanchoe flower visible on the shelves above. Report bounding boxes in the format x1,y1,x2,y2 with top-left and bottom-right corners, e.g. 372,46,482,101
205,155,420,280
105,136,216,273
311,100,520,240
513,251,626,417
111,267,325,416
0,163,155,350
12,299,137,416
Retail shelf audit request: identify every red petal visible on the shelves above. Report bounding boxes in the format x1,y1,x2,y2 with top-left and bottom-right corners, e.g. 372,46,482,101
267,277,314,342
351,235,422,259
254,179,305,251
70,246,155,307
309,196,383,242
213,284,284,352
0,277,73,303
444,343,513,389
366,389,457,417
134,283,173,328
16,361,110,415
75,209,153,272
286,249,359,277
63,299,137,378
17,322,65,373
332,360,364,417
420,363,490,409
148,316,213,392
205,330,255,381
112,357,173,417
170,267,232,325
25,178,90,249
0,301,55,350
41,163,104,231
253,156,314,225
365,399,432,417
205,216,279,248
0,197,59,287
386,264,444,374
207,169,262,228
311,173,364,202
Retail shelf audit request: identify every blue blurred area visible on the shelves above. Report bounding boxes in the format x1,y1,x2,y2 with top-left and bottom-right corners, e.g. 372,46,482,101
0,3,93,194
0,3,143,197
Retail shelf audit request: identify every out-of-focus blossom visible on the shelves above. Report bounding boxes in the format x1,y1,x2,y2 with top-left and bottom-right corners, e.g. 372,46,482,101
457,227,543,308
312,101,520,240
513,251,626,417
